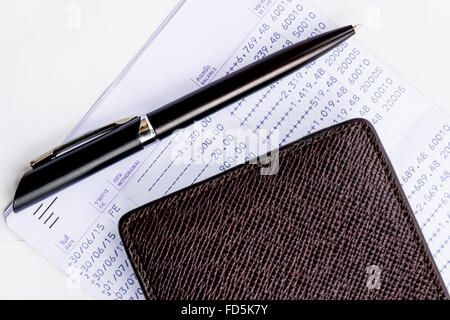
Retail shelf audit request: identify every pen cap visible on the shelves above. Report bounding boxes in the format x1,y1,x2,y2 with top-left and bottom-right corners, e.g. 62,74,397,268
13,117,143,211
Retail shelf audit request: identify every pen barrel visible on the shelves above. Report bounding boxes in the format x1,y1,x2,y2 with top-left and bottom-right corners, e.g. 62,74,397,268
147,25,355,138
13,25,356,211
13,117,143,211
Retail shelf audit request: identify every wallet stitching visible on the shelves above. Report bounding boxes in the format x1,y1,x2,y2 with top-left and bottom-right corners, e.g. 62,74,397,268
122,120,446,299
123,121,445,299
121,123,357,299
358,127,446,299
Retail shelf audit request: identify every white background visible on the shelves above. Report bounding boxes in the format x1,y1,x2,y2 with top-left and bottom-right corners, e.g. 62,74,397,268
0,0,449,299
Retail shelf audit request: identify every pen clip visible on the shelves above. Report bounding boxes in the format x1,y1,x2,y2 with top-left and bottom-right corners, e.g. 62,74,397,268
30,116,136,169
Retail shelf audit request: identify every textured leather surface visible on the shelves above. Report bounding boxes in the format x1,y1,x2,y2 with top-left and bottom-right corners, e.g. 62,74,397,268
119,119,448,300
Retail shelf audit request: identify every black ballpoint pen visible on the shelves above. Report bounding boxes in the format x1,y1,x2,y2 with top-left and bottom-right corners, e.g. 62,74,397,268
13,25,359,211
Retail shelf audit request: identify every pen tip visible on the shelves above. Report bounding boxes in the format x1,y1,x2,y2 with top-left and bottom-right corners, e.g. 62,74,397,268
353,24,362,31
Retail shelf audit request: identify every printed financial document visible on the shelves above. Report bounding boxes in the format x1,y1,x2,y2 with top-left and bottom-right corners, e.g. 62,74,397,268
5,0,450,299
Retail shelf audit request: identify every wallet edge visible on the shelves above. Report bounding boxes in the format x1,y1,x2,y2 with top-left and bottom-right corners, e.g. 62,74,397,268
119,118,449,300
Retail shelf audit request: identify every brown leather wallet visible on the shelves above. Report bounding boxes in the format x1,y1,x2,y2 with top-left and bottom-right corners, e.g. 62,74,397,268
119,119,448,300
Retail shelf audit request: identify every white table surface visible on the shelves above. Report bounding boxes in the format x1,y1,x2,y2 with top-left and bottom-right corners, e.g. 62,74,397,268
1,0,449,299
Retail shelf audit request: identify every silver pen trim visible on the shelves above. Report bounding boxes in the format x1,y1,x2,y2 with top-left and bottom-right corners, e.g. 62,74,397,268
138,115,158,147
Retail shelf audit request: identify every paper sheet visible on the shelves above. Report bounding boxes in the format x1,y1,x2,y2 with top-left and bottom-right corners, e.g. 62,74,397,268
5,0,450,299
